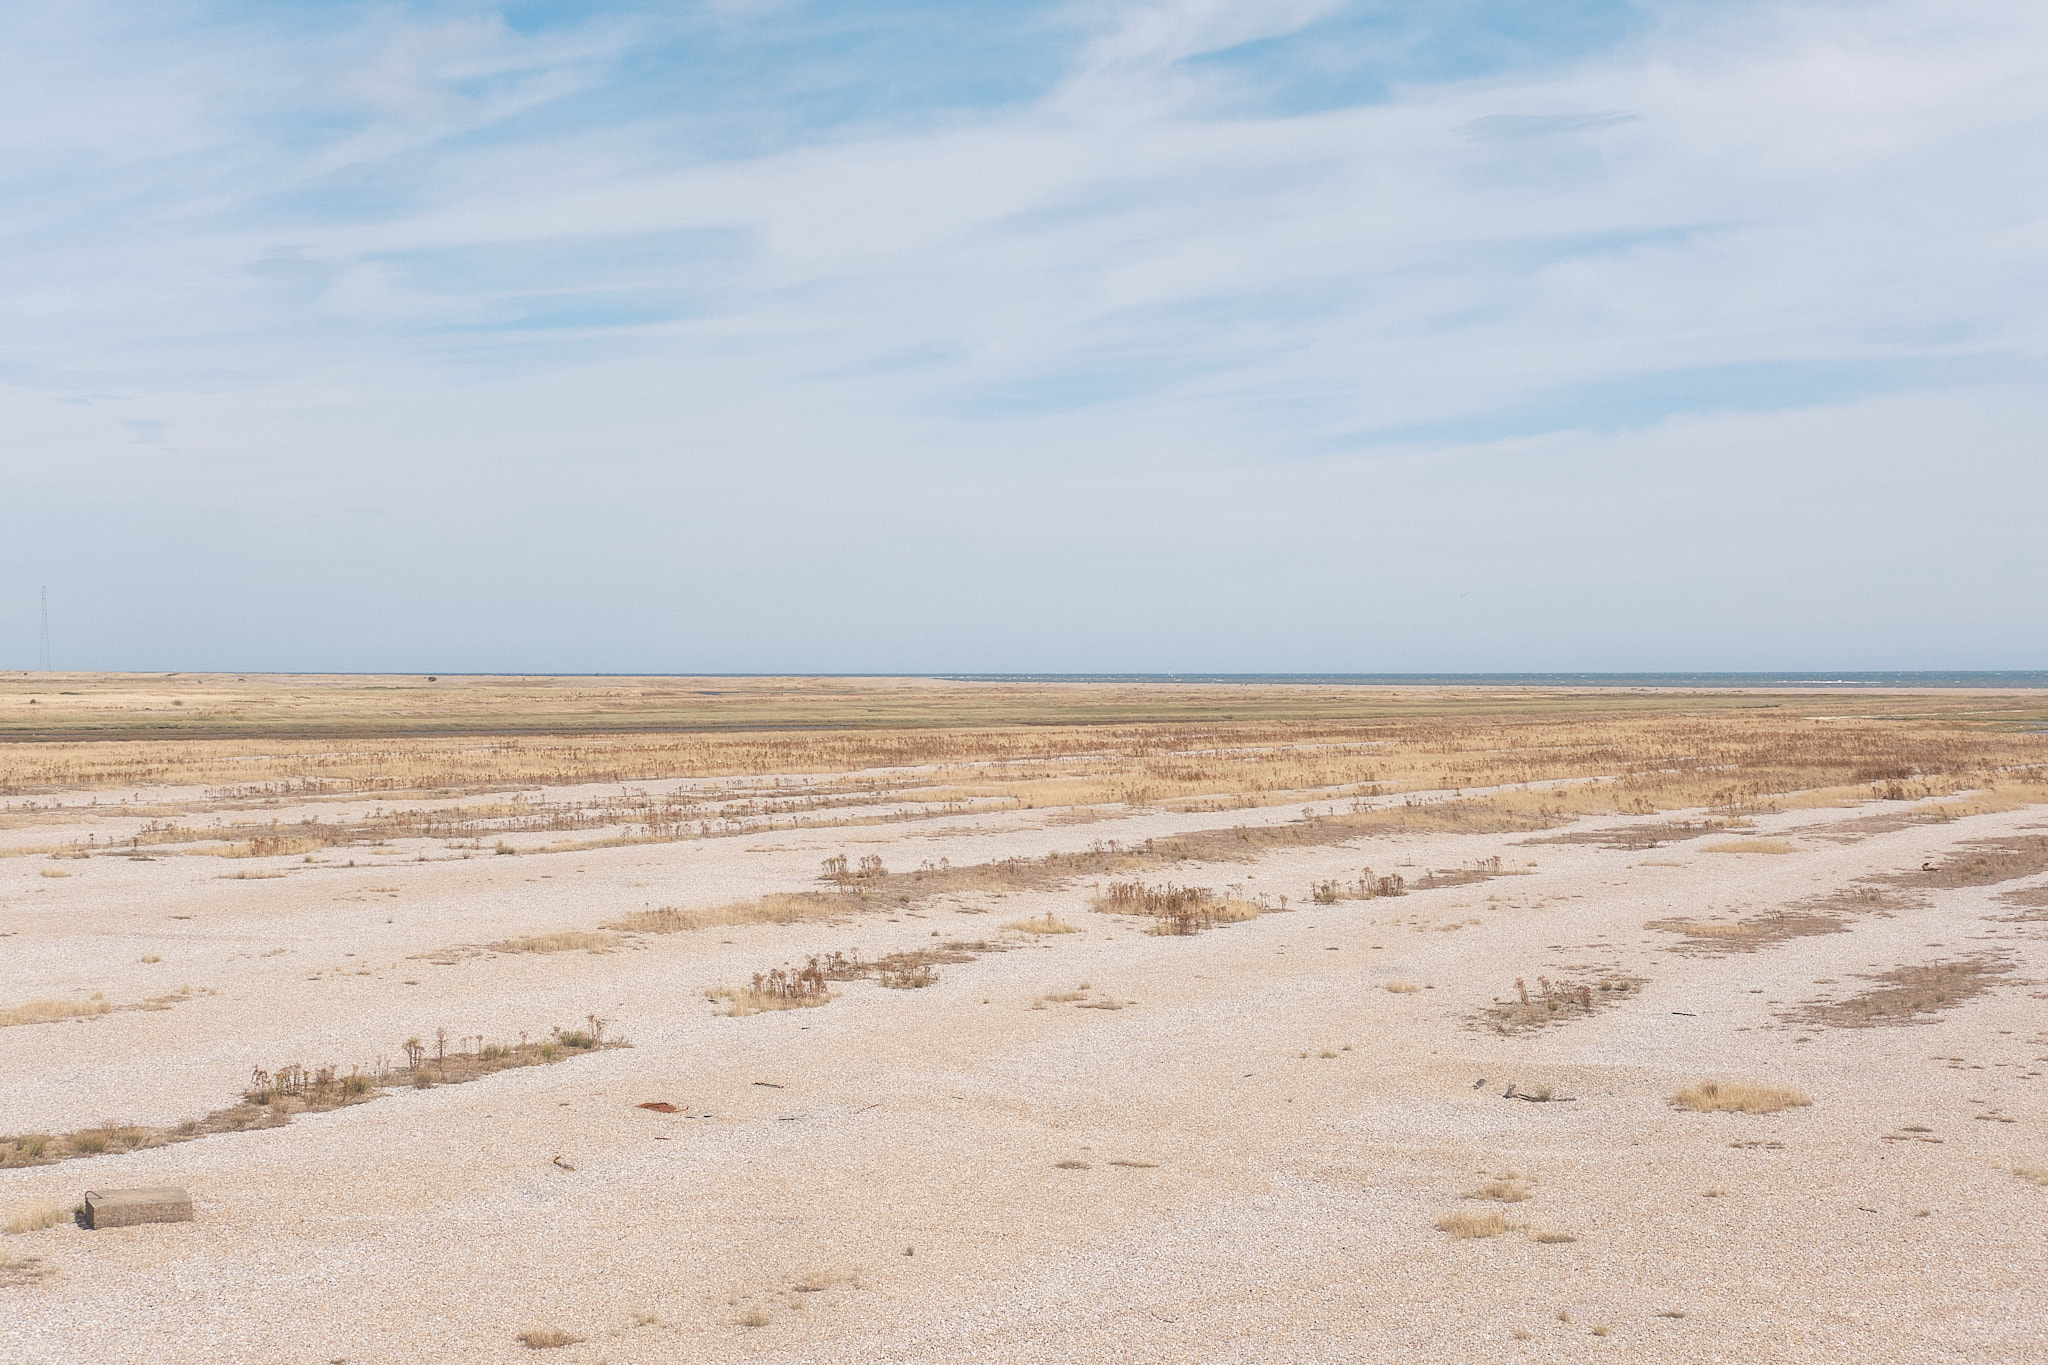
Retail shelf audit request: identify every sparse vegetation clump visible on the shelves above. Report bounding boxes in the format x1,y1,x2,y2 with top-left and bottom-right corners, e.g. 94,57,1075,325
1650,908,1845,955
2012,1165,2048,1188
516,1327,581,1349
709,941,999,1014
0,1019,622,1169
1792,957,2011,1029
1435,1209,1510,1239
2,1205,69,1235
1310,868,1409,902
1669,1080,1811,1114
1004,913,1078,935
709,959,832,1015
1091,882,1260,935
0,997,112,1029
1483,975,1637,1032
1,1251,54,1286
1465,1173,1534,1203
488,931,621,954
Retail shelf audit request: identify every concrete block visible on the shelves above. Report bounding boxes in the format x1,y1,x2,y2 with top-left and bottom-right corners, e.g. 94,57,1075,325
83,1187,193,1230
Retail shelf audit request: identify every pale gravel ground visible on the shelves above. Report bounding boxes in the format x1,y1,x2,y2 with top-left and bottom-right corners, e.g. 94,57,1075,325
3,790,2047,1364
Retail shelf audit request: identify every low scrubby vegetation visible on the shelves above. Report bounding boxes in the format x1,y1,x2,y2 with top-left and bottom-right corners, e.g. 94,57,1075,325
1482,975,1638,1032
1090,882,1262,935
1669,1080,1811,1115
1435,1209,1510,1239
0,1020,622,1169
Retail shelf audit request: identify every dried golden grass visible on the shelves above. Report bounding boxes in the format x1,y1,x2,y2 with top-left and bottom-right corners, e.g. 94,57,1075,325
791,1268,862,1293
2,1028,620,1169
0,998,111,1029
1659,920,1765,940
8,682,2041,861
606,895,850,935
2,1205,69,1235
2012,1165,2048,1187
1482,976,1639,1032
1089,882,1263,934
1794,956,2010,1029
1004,913,1079,935
1465,1173,1534,1203
516,1327,581,1349
1669,1080,1811,1114
487,931,621,954
1385,982,1422,994
1702,839,1795,854
1648,909,1845,954
1435,1209,1510,1239
705,985,832,1017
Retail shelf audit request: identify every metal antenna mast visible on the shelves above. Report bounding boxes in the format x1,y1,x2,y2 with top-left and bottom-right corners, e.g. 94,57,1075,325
39,586,51,672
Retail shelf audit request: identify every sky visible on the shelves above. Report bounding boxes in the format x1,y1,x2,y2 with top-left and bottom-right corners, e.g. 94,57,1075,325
1,0,2043,674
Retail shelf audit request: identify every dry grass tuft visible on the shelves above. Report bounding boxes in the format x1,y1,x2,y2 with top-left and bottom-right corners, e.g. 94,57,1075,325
711,943,993,1014
0,998,112,1029
1,1251,54,1286
1660,920,1767,940
737,1307,772,1328
1534,818,1749,850
1004,913,1078,935
488,930,621,954
1702,839,1794,855
1670,1080,1811,1114
1483,975,1638,1032
2012,1165,2048,1187
38,867,70,878
708,984,830,1017
1650,908,1845,955
1385,981,1422,994
1091,881,1261,935
1435,1208,1510,1239
1791,956,2011,1029
1465,1173,1534,1202
3,1205,69,1235
606,896,849,934
1529,1230,1577,1244
516,1328,581,1349
1889,834,2048,892
791,1268,861,1293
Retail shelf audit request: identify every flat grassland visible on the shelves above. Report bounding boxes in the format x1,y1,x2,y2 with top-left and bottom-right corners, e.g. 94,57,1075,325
2,675,2047,1362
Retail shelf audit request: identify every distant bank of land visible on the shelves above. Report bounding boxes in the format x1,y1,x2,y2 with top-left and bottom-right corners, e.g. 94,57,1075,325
939,672,2048,689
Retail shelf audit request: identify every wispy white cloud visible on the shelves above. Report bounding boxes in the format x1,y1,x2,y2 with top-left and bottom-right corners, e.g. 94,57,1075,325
0,0,2042,669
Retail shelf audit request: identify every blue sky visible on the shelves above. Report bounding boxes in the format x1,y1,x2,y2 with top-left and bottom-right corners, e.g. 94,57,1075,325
2,0,2043,672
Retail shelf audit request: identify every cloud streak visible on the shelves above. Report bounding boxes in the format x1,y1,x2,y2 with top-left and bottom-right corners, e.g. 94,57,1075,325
0,0,2042,669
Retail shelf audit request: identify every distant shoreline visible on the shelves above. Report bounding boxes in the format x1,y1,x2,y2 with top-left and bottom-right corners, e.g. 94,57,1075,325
934,672,2048,689
11,670,2046,690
